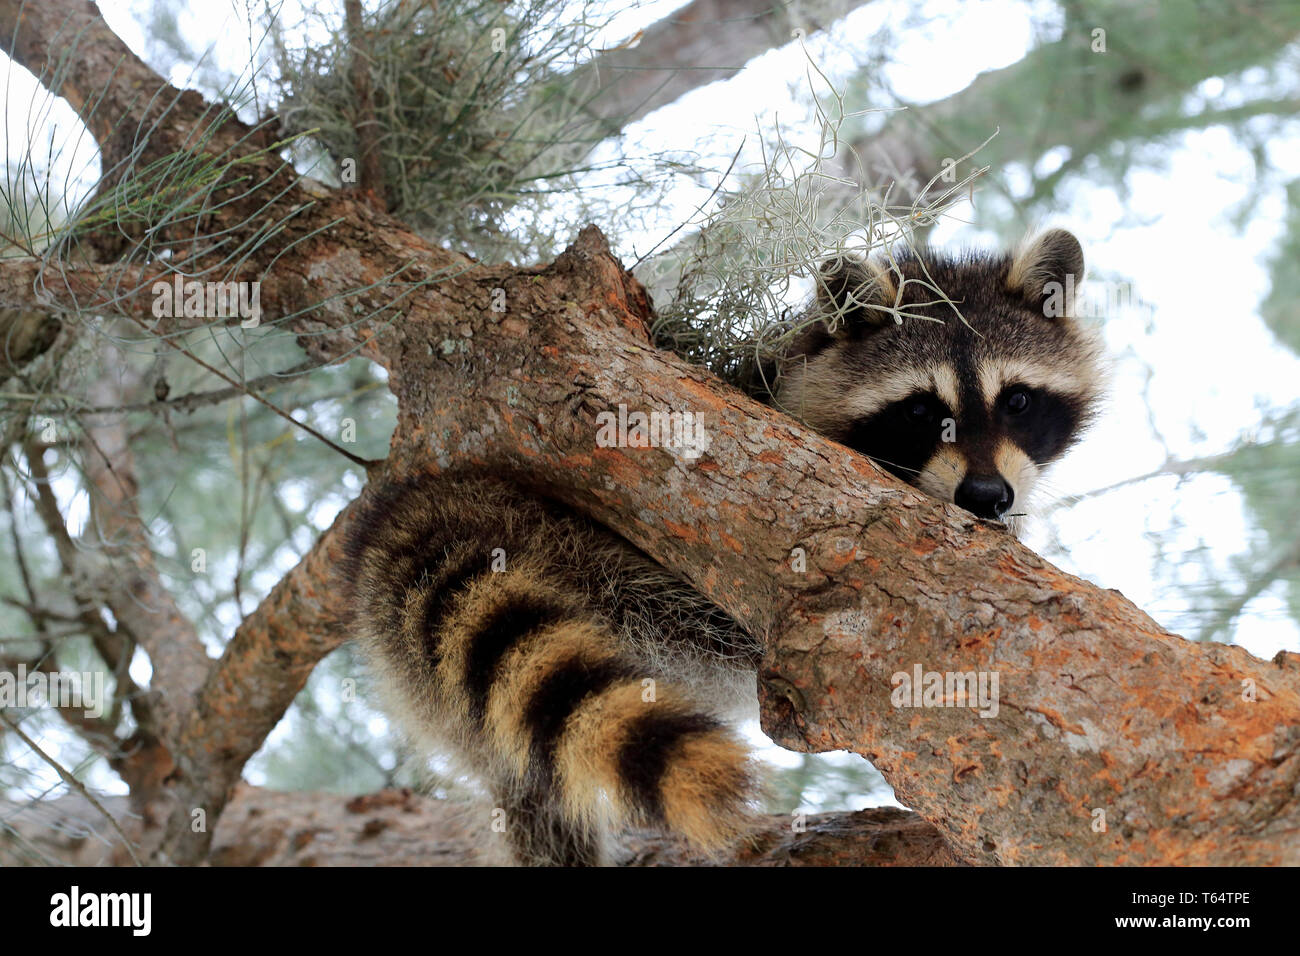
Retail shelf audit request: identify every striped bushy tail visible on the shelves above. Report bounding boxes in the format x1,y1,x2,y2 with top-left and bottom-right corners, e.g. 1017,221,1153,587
342,477,758,865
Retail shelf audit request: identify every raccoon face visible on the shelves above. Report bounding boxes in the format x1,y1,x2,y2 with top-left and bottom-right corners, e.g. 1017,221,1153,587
775,229,1104,527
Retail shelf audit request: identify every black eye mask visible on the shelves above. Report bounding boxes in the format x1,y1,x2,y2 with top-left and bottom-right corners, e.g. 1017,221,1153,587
997,386,1082,464
843,391,951,483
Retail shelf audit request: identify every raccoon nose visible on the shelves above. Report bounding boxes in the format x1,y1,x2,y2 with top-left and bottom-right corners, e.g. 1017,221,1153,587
954,474,1013,520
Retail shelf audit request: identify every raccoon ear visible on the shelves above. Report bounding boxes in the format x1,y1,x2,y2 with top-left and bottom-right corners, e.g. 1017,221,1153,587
816,255,897,333
1007,229,1085,318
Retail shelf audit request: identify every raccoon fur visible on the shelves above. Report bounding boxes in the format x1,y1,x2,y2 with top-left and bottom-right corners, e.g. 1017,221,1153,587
341,228,1105,866
342,479,763,866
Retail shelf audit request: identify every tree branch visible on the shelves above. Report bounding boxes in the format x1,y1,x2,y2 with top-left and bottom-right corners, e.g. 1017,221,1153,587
565,0,872,133
343,0,387,213
152,497,363,863
0,0,223,168
832,1,1300,206
0,787,962,867
77,338,211,711
0,712,144,866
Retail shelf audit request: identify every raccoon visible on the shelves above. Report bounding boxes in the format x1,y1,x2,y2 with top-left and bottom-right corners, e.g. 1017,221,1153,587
773,228,1105,527
341,228,1104,866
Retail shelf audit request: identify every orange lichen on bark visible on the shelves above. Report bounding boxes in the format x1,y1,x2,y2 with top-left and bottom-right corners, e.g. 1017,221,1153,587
716,529,744,553
661,519,701,542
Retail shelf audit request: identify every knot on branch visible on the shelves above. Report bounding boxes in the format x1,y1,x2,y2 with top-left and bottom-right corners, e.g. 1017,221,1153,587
551,225,653,333
760,673,808,742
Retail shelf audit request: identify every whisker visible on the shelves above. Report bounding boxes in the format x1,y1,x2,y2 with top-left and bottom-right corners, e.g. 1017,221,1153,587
862,455,923,478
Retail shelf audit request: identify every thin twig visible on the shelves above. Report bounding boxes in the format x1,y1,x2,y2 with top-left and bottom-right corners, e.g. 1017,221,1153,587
122,313,377,468
0,711,144,866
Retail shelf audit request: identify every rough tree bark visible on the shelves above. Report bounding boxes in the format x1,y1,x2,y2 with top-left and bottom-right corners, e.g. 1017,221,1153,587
0,0,1297,867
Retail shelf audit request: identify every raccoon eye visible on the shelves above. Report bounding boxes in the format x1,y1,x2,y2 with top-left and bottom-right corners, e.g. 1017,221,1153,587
904,398,934,422
1004,388,1031,415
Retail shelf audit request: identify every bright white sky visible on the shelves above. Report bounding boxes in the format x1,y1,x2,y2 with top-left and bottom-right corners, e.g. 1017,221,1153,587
5,0,1298,809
